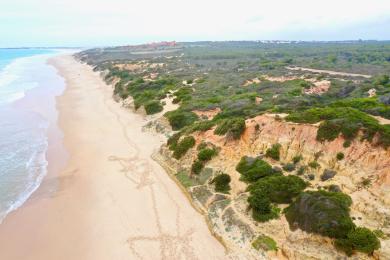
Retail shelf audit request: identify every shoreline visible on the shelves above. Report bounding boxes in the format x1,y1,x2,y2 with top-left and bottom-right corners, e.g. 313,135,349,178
0,52,68,223
0,54,227,259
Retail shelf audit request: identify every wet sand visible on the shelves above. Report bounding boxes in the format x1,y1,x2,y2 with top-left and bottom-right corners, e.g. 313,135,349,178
0,55,227,260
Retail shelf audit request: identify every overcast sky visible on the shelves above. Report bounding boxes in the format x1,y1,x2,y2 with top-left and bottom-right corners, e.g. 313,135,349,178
1,0,390,47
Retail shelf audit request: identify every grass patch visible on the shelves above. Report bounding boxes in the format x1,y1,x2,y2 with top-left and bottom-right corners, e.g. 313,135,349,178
252,235,278,251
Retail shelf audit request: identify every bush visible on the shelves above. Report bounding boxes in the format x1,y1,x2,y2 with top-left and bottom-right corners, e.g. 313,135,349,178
308,161,320,169
211,173,231,193
214,118,246,139
189,120,215,132
248,189,280,222
336,152,345,160
248,175,307,204
191,160,204,175
297,166,307,175
286,107,390,148
144,100,163,115
165,110,198,130
284,190,354,239
265,143,281,161
173,136,196,159
197,148,217,162
252,235,278,251
236,156,277,183
167,132,182,150
292,155,303,164
335,227,380,256
343,140,352,148
282,163,296,172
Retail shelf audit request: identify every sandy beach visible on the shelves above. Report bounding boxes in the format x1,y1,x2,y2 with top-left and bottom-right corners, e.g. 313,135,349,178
0,55,227,259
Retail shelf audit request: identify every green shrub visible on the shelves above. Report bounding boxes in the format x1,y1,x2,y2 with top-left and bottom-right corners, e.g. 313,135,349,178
292,155,303,164
165,110,198,130
297,166,307,175
197,142,208,150
191,160,204,175
336,152,345,160
252,235,278,251
211,173,231,193
173,136,196,159
335,227,380,256
265,143,281,161
248,189,280,222
144,100,163,115
283,163,296,172
236,156,276,183
284,190,354,239
286,107,390,148
197,148,217,162
214,118,246,139
189,120,215,132
343,140,352,148
167,132,182,150
308,161,320,169
248,175,307,204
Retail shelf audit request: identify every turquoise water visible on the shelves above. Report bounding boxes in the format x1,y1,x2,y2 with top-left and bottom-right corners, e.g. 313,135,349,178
0,49,65,222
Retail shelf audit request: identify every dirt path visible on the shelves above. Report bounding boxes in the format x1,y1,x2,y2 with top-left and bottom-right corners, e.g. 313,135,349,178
286,66,372,78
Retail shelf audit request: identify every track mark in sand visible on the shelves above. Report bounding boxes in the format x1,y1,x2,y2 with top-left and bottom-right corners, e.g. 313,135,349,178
127,229,197,260
98,82,198,259
108,156,154,189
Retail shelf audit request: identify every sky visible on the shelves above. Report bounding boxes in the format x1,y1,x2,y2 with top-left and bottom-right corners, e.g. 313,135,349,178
1,0,390,47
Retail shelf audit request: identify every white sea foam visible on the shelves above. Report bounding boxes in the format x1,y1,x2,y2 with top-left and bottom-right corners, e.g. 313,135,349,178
0,138,48,223
0,51,64,223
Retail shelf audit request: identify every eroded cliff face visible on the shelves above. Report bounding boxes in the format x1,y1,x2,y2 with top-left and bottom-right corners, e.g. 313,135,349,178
155,114,390,260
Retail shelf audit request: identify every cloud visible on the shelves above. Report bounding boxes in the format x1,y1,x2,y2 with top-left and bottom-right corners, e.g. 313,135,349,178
0,0,389,46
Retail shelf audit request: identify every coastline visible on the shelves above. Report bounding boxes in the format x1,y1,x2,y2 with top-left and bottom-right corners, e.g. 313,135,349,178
0,52,68,223
0,54,227,259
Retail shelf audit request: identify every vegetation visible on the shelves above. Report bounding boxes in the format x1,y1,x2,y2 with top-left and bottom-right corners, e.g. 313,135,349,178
292,155,303,164
336,152,345,160
144,100,163,115
172,136,195,159
308,161,320,169
335,227,380,256
191,160,204,175
236,156,277,183
214,118,246,139
248,189,280,222
248,175,307,204
282,163,296,172
211,173,231,193
286,107,390,148
284,190,354,238
165,110,198,130
252,235,278,251
265,143,281,161
197,148,217,162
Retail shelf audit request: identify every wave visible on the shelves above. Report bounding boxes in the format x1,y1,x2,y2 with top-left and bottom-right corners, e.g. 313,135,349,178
0,132,49,224
0,54,49,105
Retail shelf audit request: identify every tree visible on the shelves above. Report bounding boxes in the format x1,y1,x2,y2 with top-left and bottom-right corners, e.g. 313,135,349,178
336,227,380,256
248,175,307,204
211,173,231,193
236,156,276,183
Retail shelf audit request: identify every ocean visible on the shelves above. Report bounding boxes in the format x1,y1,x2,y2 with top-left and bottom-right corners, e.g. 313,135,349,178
0,49,68,222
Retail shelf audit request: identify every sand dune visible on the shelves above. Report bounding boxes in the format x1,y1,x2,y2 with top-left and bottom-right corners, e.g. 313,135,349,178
0,55,227,260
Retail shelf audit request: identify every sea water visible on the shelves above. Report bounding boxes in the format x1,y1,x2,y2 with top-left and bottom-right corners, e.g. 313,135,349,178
0,49,67,222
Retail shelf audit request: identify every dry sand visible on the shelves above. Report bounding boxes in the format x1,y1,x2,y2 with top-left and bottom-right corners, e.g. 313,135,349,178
0,55,227,260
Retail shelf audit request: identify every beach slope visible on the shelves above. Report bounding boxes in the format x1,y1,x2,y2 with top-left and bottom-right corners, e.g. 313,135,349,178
0,55,227,260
